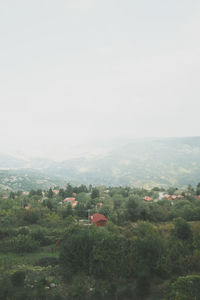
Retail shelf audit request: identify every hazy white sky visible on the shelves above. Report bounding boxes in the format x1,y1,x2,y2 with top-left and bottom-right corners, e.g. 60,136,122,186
0,0,200,159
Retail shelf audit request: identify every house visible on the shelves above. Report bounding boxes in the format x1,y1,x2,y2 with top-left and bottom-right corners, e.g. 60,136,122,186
63,197,78,208
72,201,78,208
143,196,153,202
90,213,107,227
53,190,59,195
96,202,103,209
164,194,180,200
63,197,76,203
23,191,29,195
158,192,164,200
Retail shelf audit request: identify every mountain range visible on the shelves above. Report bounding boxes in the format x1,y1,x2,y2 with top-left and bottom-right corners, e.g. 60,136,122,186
0,136,200,190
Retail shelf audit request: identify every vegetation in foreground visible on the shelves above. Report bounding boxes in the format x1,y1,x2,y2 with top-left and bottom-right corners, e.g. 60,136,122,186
1,183,200,299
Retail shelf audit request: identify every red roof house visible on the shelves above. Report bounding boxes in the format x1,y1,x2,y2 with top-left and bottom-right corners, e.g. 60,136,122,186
95,202,103,209
23,191,29,195
143,196,153,202
63,197,76,203
90,213,107,227
72,201,78,208
53,190,59,195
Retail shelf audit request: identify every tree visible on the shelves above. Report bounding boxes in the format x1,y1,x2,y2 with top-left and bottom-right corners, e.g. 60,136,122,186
11,271,25,287
66,203,73,217
167,187,178,195
47,188,53,198
59,188,65,198
9,192,15,199
60,225,129,282
46,199,53,211
0,277,12,300
23,209,40,224
61,203,73,218
196,182,200,195
130,221,169,296
65,184,74,197
36,189,42,196
60,226,92,280
68,274,88,300
10,234,38,253
91,188,99,200
91,228,129,280
172,217,192,241
113,194,123,210
126,196,141,222
165,275,200,300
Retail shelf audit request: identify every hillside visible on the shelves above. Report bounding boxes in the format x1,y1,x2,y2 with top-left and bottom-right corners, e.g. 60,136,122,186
0,137,200,189
0,169,64,191
45,137,200,187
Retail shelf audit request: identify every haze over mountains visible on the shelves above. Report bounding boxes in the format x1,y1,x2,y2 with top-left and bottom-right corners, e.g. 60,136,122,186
0,136,200,190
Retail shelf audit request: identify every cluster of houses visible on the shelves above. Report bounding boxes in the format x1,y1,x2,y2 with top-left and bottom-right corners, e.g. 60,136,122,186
52,191,108,226
63,197,78,208
13,188,191,227
162,194,184,200
143,193,184,202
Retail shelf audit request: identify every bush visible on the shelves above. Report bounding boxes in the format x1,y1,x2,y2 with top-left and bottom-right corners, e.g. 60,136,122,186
11,271,26,287
34,256,59,267
136,273,151,298
0,228,17,239
172,218,192,241
68,274,88,300
17,226,30,235
30,228,52,246
0,277,12,300
9,234,38,253
23,209,40,224
165,275,200,300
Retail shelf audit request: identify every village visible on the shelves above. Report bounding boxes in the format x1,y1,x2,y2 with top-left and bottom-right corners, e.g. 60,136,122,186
0,183,200,299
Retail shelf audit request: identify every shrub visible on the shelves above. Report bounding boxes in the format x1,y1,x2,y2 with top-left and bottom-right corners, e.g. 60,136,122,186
9,234,38,253
23,209,40,224
68,274,88,300
0,277,12,300
172,218,192,241
165,275,200,300
17,226,30,235
30,228,52,246
34,256,59,267
11,271,26,287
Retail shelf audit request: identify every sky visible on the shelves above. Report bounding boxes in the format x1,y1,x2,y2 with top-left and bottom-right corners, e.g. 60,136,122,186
0,0,200,159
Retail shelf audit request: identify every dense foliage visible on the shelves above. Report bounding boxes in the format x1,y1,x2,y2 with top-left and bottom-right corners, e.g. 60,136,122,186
0,183,200,299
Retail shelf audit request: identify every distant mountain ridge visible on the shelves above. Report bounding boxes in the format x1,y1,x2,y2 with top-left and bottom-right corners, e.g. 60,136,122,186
0,137,200,190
